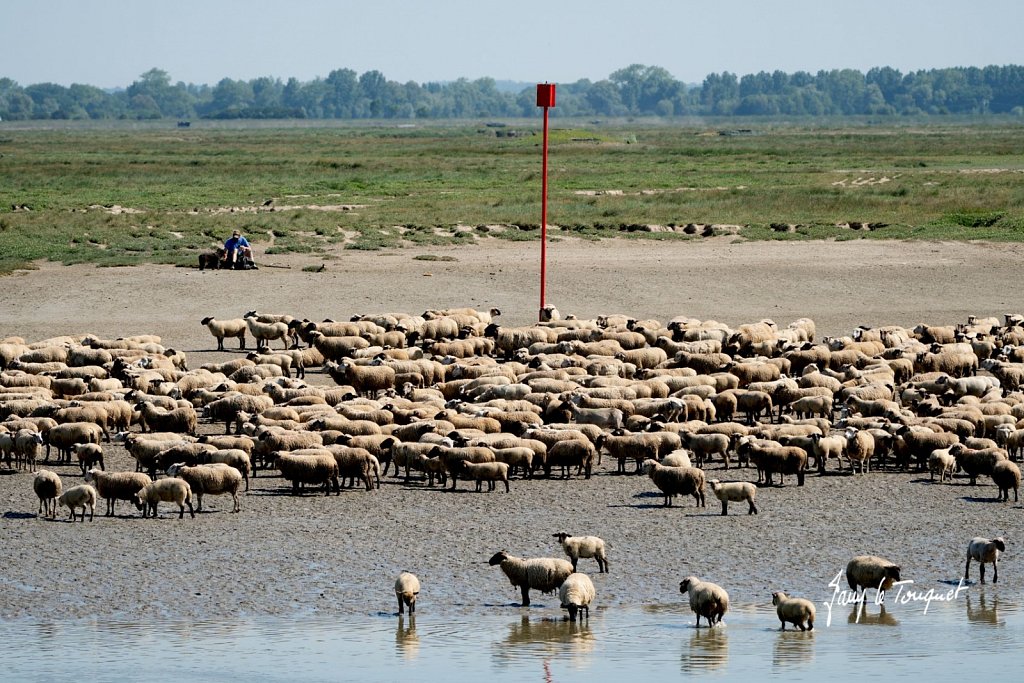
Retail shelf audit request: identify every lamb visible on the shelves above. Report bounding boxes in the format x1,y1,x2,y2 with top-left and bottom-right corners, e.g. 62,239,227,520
33,469,62,519
772,591,815,631
642,459,706,507
559,572,596,622
245,315,290,352
85,468,153,516
491,447,535,478
553,532,608,573
487,550,574,606
928,448,957,483
454,460,510,492
58,484,98,522
72,442,104,475
395,572,421,615
707,479,758,515
679,576,729,627
274,451,340,496
965,537,1006,584
991,460,1020,502
846,555,901,602
133,477,195,519
809,433,846,473
200,317,248,351
166,463,243,512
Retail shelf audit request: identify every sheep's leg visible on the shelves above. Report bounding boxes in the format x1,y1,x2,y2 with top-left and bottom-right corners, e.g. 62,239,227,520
980,563,986,584
520,585,531,607
397,595,404,615
748,499,758,515
779,619,786,631
720,501,728,516
993,560,998,584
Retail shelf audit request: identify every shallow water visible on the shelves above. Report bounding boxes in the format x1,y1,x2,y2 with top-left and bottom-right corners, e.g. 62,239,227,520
3,590,1021,681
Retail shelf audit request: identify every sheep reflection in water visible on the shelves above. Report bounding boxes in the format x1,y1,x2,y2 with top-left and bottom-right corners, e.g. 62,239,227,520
681,626,728,673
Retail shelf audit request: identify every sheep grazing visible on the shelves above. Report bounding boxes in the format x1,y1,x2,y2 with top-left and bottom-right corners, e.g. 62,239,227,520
772,591,815,631
488,550,574,607
559,572,596,622
167,463,243,513
553,532,608,573
965,537,1006,584
58,484,98,522
679,576,729,628
707,479,758,516
992,460,1021,502
133,477,196,519
395,571,421,615
642,459,705,508
200,317,247,351
33,469,62,519
85,469,152,516
846,555,901,602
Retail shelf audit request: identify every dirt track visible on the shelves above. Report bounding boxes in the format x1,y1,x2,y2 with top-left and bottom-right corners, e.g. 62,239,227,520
1,238,1022,621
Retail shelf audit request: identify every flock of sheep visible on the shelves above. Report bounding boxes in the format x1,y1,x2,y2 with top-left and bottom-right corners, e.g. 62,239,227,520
0,305,1016,624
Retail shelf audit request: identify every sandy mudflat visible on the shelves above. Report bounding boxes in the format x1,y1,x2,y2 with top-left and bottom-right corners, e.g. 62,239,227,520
0,238,1021,621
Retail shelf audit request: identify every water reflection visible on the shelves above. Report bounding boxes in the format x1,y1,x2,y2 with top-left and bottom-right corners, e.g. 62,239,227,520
848,603,898,626
395,615,419,660
494,615,595,668
965,591,1003,627
772,629,815,669
680,626,728,673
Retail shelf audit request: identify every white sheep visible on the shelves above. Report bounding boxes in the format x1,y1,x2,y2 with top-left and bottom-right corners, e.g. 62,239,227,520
58,484,98,522
553,532,608,573
965,537,1006,584
928,447,957,483
846,555,901,602
245,315,290,351
707,479,758,516
33,469,62,519
679,576,729,627
133,477,195,519
559,572,596,621
772,591,815,631
488,550,574,606
13,428,43,472
166,463,243,513
395,571,421,615
200,317,248,351
661,449,692,469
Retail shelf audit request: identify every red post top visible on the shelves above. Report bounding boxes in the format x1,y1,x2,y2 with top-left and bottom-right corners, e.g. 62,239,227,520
536,83,556,108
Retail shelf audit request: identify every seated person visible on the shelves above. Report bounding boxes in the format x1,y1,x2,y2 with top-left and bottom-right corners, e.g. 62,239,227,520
223,230,252,265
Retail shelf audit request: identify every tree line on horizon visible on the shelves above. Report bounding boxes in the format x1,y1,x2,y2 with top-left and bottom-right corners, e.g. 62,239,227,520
2,64,1023,122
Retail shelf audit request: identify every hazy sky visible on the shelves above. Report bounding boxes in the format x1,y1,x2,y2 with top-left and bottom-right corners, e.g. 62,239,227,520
7,0,1021,88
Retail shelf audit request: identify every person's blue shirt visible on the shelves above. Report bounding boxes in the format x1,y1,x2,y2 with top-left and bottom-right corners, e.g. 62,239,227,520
224,234,250,251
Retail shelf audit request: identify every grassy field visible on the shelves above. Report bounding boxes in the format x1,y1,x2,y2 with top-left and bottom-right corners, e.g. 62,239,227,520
1,118,1022,273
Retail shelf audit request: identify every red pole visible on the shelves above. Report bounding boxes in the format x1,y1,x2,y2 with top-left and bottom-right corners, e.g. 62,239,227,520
540,103,549,319
536,82,555,321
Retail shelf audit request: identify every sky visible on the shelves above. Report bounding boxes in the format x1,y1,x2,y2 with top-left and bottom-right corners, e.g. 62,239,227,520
6,0,1021,89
